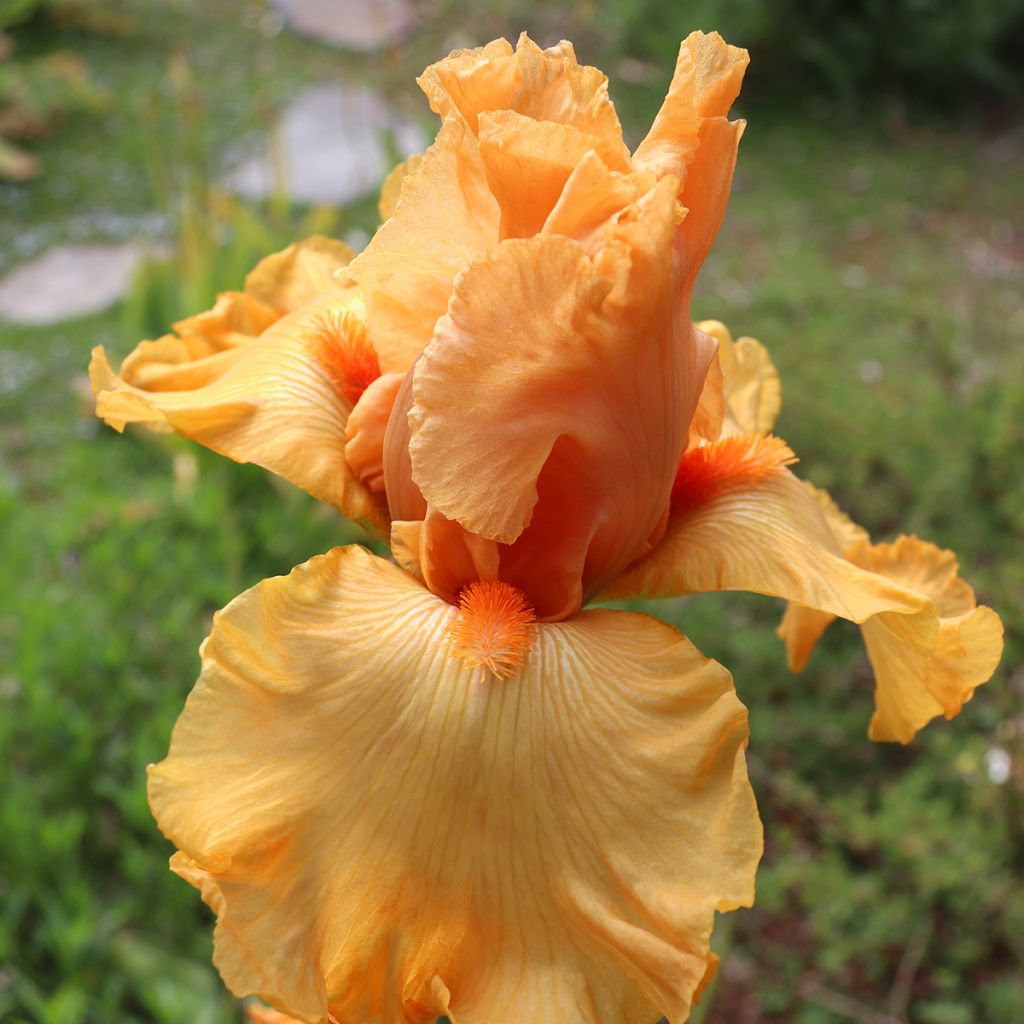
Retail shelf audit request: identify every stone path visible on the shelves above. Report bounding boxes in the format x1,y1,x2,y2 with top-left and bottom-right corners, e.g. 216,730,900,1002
0,242,151,326
222,83,426,207
272,0,414,52
0,3,425,328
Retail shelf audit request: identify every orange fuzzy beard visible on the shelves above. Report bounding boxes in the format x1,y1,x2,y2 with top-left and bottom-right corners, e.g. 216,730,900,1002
307,310,381,405
671,433,797,513
449,580,536,679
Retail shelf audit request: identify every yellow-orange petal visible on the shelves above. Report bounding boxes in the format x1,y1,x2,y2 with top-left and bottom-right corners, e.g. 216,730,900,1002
378,152,424,222
418,33,629,164
634,31,748,182
844,537,1003,743
244,1000,302,1024
243,235,354,312
695,320,781,436
116,292,281,394
406,201,710,606
90,293,387,532
347,117,500,375
604,461,925,625
675,115,745,296
774,481,887,672
478,109,630,240
542,151,657,251
344,371,404,495
149,545,761,1024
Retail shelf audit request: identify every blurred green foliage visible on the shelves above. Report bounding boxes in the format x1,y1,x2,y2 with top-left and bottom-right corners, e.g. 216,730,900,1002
0,1,130,180
606,0,1024,111
1,1,1022,1022
466,0,1024,113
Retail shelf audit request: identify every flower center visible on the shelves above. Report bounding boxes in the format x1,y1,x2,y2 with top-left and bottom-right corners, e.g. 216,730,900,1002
307,309,380,405
448,580,536,679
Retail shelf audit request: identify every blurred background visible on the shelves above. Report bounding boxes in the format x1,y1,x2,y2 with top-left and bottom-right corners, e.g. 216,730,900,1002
1,0,1022,1021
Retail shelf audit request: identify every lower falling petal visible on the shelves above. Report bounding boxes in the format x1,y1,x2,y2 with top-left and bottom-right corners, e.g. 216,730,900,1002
148,546,761,1024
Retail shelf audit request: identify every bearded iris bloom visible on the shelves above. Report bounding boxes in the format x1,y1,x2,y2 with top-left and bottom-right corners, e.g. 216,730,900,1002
90,32,1001,1024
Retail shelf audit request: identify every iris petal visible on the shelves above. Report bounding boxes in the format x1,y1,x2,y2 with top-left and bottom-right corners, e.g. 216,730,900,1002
91,291,386,532
777,492,1003,742
149,545,761,1024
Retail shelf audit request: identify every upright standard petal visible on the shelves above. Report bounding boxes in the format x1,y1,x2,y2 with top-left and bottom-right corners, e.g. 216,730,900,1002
91,292,387,531
346,118,500,374
633,33,748,295
149,546,761,1024
633,31,748,181
398,178,714,617
417,32,629,163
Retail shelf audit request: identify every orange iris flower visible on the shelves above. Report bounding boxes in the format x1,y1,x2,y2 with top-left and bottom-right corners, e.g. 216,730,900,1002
89,32,1001,1024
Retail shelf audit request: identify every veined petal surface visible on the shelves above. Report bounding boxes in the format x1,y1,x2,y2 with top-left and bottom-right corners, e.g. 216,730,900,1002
606,458,924,624
633,31,748,181
91,293,386,531
150,546,761,1024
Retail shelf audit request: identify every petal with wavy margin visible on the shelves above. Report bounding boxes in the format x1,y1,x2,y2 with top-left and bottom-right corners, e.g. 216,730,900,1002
90,294,386,531
478,110,630,240
633,31,748,181
149,545,761,1024
244,235,355,312
418,33,628,163
408,193,690,574
379,152,424,222
347,118,500,375
848,537,1003,742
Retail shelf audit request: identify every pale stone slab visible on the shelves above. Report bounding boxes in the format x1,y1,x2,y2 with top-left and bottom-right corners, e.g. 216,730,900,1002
0,242,148,325
222,83,426,207
273,0,414,51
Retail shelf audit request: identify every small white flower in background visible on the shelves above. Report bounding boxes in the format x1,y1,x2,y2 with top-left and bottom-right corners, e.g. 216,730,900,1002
985,747,1012,785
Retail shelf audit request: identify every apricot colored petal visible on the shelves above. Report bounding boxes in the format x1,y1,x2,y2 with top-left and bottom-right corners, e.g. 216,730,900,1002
378,152,424,222
90,295,386,531
845,537,1004,743
605,468,925,624
409,201,686,556
347,118,500,374
344,372,404,495
149,546,761,1024
774,481,887,671
244,1001,301,1024
543,151,657,249
244,235,355,312
115,293,278,394
479,110,629,240
676,115,745,294
634,31,748,180
418,33,628,162
696,320,781,436
391,511,500,605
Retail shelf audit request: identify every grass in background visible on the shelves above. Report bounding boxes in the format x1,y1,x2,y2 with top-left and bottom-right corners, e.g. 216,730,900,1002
1,2,1022,1021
